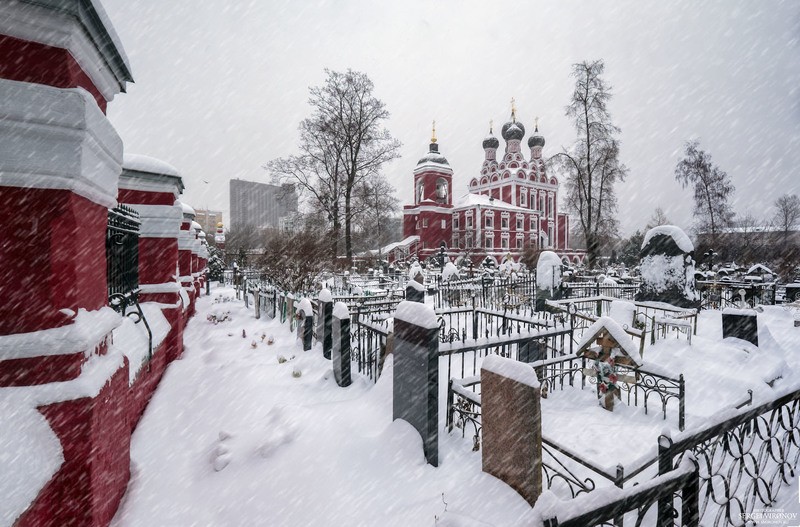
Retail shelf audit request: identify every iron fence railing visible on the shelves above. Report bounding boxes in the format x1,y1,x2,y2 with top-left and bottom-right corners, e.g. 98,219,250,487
658,386,800,526
106,205,140,310
697,280,778,309
106,205,153,364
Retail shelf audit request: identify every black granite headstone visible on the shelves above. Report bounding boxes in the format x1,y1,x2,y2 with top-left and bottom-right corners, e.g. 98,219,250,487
406,282,425,303
722,311,758,347
297,308,314,351
785,284,800,304
518,339,545,363
393,316,439,466
319,301,333,360
332,307,351,387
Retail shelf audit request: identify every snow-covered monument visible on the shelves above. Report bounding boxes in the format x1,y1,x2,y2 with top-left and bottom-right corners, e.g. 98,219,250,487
397,105,585,267
635,225,701,309
0,2,207,525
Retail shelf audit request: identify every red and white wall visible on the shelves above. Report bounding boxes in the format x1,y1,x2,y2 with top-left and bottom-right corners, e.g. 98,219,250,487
0,2,207,526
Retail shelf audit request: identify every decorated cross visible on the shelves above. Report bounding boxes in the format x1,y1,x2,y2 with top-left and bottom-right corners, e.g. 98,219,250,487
576,317,641,412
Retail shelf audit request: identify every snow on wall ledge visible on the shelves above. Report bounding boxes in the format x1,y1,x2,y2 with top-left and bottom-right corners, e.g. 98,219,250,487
0,307,121,360
0,79,123,209
122,154,181,178
127,204,182,238
0,300,180,526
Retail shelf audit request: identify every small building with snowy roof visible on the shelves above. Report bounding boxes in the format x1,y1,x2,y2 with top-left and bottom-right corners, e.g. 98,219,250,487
397,104,585,267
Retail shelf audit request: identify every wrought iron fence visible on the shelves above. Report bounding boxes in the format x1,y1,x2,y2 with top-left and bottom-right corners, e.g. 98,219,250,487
106,205,140,311
351,318,389,382
106,205,153,363
658,387,800,526
697,280,778,310
541,456,700,527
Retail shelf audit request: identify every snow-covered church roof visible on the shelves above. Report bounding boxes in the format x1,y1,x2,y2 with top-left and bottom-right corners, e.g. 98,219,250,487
454,192,528,212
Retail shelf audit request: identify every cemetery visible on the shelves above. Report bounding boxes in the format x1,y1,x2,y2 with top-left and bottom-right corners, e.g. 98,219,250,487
204,224,800,526
0,2,797,525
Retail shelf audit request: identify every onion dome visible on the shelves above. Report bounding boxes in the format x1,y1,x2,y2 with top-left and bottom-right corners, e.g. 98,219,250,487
501,120,525,141
482,120,499,149
528,122,545,148
501,97,525,141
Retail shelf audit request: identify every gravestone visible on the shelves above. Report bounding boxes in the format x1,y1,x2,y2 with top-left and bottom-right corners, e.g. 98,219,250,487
318,288,333,360
635,225,700,309
722,308,759,347
406,279,426,303
518,339,545,364
393,300,439,466
481,354,542,507
785,283,800,304
331,302,351,387
296,298,314,351
535,251,563,311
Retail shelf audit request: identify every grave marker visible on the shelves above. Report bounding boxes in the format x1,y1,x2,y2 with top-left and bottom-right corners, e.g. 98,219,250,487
481,354,542,507
392,301,439,466
576,317,641,412
331,302,351,387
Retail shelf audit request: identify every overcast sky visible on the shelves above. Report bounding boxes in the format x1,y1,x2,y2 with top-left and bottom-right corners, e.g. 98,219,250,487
102,0,800,238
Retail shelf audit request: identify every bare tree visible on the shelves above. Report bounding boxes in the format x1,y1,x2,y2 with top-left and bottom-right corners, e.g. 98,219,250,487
674,139,735,247
256,227,333,293
267,69,401,263
645,207,670,230
351,175,399,253
773,194,800,244
553,59,628,268
727,213,769,264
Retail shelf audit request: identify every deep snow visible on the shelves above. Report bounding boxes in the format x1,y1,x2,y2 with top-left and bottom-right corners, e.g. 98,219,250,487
107,285,800,526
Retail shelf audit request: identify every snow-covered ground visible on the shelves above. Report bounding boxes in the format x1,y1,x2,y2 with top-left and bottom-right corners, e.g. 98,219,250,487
111,285,800,526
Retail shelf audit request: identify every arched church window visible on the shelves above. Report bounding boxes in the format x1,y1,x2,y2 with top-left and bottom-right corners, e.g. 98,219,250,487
435,178,448,200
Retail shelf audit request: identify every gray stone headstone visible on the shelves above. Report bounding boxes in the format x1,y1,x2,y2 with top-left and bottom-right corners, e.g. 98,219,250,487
332,302,351,387
393,301,440,466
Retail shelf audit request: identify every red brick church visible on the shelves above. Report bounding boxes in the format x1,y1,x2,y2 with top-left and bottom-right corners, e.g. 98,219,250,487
396,105,585,267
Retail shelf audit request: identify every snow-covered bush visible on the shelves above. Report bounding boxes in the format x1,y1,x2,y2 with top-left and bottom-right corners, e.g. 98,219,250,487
441,262,459,282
